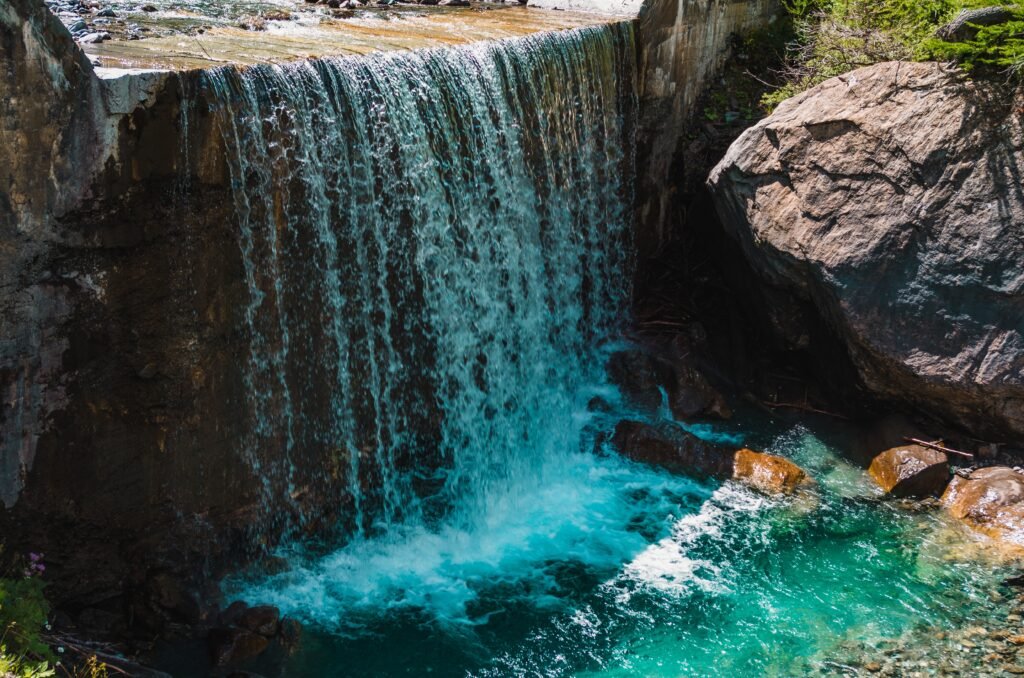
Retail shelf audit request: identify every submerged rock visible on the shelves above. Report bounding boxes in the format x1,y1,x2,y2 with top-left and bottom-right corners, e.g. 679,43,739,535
942,466,1024,547
868,444,949,498
610,420,732,477
208,627,271,666
236,605,281,637
732,448,812,495
708,61,1024,440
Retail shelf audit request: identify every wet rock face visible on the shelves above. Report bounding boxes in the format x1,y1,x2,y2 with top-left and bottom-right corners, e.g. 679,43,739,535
732,448,811,495
708,61,1024,440
610,419,733,477
868,444,949,498
606,343,731,420
0,0,304,623
942,467,1024,547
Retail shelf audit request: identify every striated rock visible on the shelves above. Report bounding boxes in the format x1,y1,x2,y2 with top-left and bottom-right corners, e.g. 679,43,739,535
942,466,1024,546
732,448,812,495
633,0,777,255
610,420,732,477
868,444,949,498
709,61,1024,440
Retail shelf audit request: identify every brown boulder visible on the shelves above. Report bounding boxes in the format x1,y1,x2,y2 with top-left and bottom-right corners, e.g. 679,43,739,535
868,444,949,498
732,449,812,495
667,355,732,421
606,349,673,413
610,420,732,477
942,467,1024,546
708,61,1024,440
279,617,302,653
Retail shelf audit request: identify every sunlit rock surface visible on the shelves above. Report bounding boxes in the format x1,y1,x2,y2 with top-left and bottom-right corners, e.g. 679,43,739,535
942,466,1024,548
868,444,949,498
81,4,620,70
732,448,811,495
709,61,1024,440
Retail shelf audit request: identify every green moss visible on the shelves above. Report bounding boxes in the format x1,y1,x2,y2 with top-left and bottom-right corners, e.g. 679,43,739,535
765,0,1024,109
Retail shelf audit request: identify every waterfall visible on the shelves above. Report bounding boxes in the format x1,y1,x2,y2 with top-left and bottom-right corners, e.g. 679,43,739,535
199,22,638,540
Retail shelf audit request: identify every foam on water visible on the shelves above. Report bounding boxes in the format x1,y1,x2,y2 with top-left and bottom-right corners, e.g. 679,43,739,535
236,445,713,629
228,424,1016,676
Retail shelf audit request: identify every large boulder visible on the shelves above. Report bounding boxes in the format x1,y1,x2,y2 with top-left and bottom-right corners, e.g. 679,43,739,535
732,448,812,495
941,466,1024,547
868,444,949,498
708,61,1024,439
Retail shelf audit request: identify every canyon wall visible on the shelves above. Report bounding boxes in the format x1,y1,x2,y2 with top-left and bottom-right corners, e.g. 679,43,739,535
635,0,778,258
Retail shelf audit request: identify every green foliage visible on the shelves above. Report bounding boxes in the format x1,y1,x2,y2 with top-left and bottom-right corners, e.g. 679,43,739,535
0,576,50,660
0,647,55,678
0,547,54,677
922,10,1024,71
765,0,1024,108
0,575,53,677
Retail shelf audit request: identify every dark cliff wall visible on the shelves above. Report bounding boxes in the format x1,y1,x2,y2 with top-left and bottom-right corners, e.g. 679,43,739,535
635,0,778,261
0,1,284,617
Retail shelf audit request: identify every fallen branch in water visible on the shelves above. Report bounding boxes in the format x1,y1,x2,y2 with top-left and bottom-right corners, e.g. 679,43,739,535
903,437,975,459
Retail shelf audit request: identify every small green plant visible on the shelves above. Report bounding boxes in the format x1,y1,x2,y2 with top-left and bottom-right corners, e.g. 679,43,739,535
0,551,54,678
0,549,110,678
764,0,1024,109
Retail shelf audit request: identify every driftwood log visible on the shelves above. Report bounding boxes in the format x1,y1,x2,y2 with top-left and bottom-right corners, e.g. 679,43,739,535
936,5,1020,41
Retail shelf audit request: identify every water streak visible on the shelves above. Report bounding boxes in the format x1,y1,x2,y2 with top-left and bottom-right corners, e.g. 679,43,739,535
200,22,638,538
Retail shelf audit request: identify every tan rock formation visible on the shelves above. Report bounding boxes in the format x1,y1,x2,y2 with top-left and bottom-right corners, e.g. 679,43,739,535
868,444,949,498
732,448,812,495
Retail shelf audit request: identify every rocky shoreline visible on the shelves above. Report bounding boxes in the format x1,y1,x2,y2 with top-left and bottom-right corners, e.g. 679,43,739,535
44,0,530,49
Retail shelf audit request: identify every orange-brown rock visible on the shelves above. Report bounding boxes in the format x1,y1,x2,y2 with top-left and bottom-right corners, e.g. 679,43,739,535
732,449,812,495
942,467,1024,547
868,444,949,498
